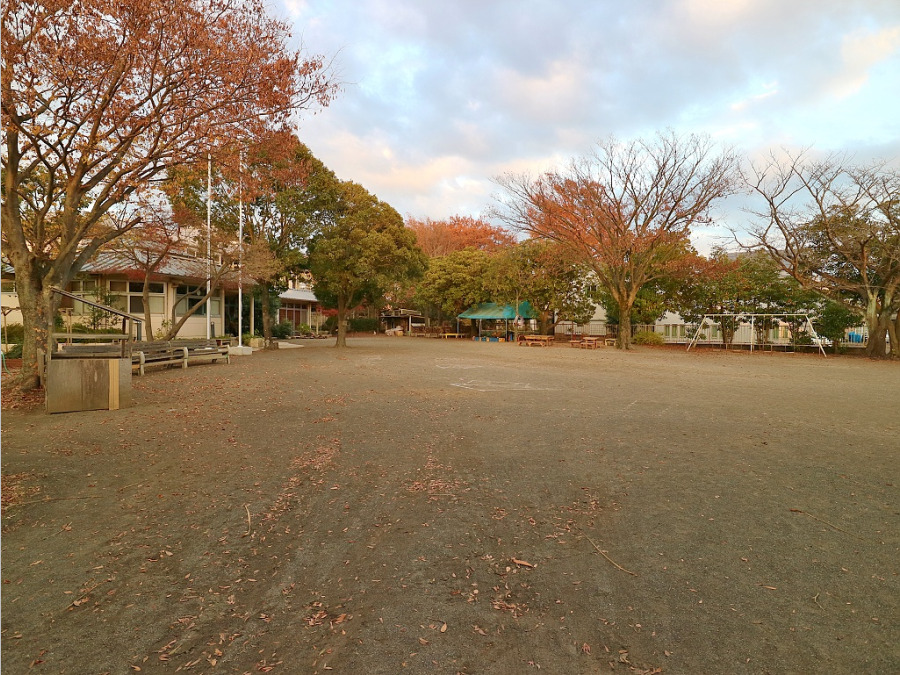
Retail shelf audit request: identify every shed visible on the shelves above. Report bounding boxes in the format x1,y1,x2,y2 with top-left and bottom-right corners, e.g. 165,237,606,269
380,308,425,333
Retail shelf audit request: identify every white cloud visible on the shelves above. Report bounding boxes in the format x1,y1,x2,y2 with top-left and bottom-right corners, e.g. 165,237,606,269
281,0,309,20
730,82,779,112
681,0,756,27
828,25,900,99
287,0,900,229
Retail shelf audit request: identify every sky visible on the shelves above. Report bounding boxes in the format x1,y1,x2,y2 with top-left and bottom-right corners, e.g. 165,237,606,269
277,0,900,250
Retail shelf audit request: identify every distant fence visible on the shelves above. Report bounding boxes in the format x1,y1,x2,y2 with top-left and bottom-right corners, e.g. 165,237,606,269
554,322,658,339
555,320,871,348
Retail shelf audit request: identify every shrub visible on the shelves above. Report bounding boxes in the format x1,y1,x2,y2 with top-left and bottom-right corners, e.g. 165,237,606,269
632,330,664,346
4,343,23,358
271,321,294,339
348,317,379,333
2,323,24,342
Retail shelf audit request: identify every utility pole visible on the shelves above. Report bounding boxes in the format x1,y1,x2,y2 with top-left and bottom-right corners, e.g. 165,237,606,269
206,152,211,339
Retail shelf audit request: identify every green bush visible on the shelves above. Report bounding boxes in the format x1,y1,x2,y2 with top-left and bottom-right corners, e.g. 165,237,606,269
632,330,665,346
3,323,24,342
348,317,379,333
271,321,294,339
4,343,23,358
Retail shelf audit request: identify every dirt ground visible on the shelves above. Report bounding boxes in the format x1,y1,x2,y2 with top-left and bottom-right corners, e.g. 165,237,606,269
1,338,897,674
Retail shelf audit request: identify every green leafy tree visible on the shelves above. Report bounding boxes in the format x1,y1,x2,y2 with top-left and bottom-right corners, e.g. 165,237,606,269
487,239,596,334
309,181,425,347
416,248,493,323
229,132,336,341
673,250,827,346
814,300,861,354
597,277,676,327
669,251,745,345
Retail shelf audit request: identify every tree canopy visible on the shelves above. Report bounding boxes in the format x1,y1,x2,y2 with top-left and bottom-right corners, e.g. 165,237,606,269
495,131,737,348
745,152,900,357
416,248,494,321
2,0,338,387
487,239,597,333
406,215,516,257
309,181,425,347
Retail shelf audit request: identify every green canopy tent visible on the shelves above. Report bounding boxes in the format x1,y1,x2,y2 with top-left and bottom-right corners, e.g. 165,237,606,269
457,302,536,340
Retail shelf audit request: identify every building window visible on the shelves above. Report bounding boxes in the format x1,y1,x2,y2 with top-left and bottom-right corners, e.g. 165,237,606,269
126,282,165,314
175,285,220,317
64,278,101,314
67,279,98,293
105,280,165,315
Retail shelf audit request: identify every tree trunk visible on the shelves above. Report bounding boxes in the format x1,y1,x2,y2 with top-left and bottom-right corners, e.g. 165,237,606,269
890,311,899,359
259,284,274,342
719,318,735,346
142,275,153,339
616,303,632,349
863,297,890,358
14,278,55,391
538,309,553,335
335,294,348,347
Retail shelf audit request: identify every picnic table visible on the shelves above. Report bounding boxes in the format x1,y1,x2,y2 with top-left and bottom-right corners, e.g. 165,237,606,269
574,337,600,349
442,333,465,339
521,334,554,347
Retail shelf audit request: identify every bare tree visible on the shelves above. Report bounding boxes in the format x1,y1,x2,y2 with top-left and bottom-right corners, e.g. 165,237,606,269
495,131,737,348
745,151,900,358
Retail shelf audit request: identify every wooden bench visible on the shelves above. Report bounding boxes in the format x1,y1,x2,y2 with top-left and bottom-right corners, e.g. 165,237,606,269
132,341,185,376
604,338,617,347
521,335,554,347
172,339,231,367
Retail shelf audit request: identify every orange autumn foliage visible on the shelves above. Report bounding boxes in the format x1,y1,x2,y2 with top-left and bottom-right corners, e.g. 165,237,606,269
406,215,515,257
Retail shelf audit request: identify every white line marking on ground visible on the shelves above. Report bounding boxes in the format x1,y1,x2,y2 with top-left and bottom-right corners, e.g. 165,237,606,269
450,380,559,392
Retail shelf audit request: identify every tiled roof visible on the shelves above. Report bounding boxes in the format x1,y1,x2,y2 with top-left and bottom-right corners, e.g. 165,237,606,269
80,250,249,290
84,250,217,280
280,288,318,303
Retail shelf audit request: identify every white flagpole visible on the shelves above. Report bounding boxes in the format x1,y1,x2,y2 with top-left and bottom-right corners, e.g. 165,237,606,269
238,150,244,347
206,152,212,339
